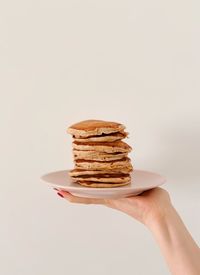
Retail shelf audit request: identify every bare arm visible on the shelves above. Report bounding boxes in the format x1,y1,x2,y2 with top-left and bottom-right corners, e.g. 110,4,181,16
56,188,200,275
148,202,200,275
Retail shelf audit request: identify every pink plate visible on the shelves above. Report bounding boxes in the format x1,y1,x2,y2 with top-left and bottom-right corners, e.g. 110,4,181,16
41,170,166,199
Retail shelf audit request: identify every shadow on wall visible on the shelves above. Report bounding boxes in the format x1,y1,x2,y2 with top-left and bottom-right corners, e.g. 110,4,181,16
157,120,200,183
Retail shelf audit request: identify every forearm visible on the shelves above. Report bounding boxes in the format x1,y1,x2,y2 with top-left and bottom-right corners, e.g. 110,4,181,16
148,205,200,275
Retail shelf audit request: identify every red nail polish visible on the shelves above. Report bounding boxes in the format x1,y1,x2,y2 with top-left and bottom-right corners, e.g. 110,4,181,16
57,192,64,198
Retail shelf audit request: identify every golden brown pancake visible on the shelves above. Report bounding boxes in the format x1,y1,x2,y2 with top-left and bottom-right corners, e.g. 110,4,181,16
77,181,130,188
74,157,133,171
67,120,125,138
72,140,132,153
73,150,128,162
73,131,128,143
69,168,133,177
71,173,130,183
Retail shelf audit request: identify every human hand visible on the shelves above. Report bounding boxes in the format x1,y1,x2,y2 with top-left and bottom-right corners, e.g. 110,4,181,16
56,187,172,227
55,188,200,275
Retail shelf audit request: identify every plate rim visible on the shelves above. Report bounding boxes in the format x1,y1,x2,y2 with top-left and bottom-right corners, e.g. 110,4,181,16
41,169,166,191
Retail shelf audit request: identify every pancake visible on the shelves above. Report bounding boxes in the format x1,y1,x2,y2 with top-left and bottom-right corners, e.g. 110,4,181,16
67,120,125,138
73,140,132,153
77,181,130,188
73,131,128,143
71,173,131,183
74,157,133,171
69,168,133,177
73,150,128,162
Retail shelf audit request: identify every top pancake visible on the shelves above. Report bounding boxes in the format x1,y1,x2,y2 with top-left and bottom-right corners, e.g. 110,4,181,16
67,120,125,138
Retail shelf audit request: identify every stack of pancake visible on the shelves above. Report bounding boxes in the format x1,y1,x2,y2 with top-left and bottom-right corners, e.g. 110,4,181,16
67,120,133,188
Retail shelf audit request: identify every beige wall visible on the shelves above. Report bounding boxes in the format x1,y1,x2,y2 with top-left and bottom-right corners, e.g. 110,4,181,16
0,1,200,274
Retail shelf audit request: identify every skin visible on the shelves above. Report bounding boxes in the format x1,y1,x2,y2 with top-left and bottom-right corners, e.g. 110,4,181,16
56,188,200,275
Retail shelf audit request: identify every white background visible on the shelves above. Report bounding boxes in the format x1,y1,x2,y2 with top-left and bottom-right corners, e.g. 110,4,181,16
0,1,200,274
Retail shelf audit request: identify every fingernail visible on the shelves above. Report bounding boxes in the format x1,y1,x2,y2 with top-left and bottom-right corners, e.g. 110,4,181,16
57,192,64,198
54,188,59,191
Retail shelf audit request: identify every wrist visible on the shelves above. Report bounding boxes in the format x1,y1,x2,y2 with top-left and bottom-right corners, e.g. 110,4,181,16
145,202,175,232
